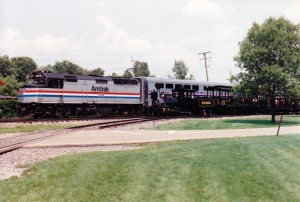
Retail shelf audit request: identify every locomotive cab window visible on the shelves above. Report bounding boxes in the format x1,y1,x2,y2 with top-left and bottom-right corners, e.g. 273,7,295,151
32,78,46,86
48,79,64,88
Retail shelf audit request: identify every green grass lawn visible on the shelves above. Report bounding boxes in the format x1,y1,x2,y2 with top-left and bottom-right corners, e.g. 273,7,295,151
1,134,300,201
155,115,300,130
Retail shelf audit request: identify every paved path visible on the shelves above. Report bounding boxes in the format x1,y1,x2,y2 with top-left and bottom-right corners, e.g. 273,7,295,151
24,126,300,147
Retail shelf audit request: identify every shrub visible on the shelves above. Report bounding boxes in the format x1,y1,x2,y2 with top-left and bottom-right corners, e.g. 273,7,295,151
0,99,19,118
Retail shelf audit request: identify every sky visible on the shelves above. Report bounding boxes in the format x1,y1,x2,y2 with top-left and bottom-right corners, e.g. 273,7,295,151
1,0,299,83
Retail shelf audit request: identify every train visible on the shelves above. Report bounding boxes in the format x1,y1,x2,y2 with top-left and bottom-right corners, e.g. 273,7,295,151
18,71,299,117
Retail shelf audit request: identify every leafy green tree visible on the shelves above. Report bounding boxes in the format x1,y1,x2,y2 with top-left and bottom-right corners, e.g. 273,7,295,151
171,59,194,80
10,56,37,82
89,67,105,76
111,72,121,77
123,69,133,78
234,16,300,123
39,64,54,72
0,75,20,96
88,67,105,76
133,61,150,77
52,60,86,75
0,55,14,77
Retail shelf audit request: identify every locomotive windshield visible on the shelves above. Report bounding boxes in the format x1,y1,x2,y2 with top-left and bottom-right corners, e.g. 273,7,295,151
27,78,47,86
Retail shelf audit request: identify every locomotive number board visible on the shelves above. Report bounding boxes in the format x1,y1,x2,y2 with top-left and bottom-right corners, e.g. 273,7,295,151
199,99,214,107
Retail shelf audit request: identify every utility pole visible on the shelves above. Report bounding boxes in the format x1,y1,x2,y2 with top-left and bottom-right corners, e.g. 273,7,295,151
130,55,135,69
128,55,135,75
199,51,211,82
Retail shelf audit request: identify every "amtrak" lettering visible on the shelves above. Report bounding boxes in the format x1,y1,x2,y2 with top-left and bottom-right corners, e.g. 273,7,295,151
91,85,109,92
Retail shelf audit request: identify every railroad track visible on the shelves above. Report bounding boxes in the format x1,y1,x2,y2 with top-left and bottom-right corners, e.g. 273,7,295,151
0,115,136,124
0,117,159,155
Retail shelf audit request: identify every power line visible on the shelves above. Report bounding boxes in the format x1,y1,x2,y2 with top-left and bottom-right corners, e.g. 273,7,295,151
199,51,211,82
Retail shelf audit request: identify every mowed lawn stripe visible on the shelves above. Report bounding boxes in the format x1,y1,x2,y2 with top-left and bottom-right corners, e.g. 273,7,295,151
154,115,300,130
1,134,300,201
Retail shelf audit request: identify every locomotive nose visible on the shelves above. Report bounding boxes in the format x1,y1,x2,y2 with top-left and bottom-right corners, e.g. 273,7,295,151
18,88,25,103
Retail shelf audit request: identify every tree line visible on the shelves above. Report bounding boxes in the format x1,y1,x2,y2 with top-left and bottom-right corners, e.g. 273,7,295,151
0,55,193,97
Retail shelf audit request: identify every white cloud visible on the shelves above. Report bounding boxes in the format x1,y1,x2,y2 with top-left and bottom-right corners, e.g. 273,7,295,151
0,27,78,54
182,0,225,19
96,15,153,52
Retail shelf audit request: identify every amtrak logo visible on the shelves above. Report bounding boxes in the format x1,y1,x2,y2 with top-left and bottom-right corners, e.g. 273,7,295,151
91,85,109,92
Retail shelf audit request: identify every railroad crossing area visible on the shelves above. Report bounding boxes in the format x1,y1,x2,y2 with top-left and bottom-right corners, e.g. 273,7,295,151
24,126,300,147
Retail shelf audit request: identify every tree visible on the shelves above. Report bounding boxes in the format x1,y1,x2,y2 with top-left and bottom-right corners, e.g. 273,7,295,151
10,56,37,82
88,68,105,76
234,16,300,123
133,61,150,77
171,59,194,80
123,69,133,78
0,55,37,82
111,72,121,77
52,60,86,75
0,55,13,77
0,75,20,96
10,56,38,82
39,64,54,72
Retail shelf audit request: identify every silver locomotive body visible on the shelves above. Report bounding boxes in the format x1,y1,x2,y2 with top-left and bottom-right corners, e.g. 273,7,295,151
18,72,143,117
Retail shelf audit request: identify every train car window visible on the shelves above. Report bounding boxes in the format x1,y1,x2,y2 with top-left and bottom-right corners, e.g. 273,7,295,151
129,80,138,85
175,84,182,89
155,83,164,89
166,84,174,89
184,85,191,89
96,79,108,84
192,85,199,90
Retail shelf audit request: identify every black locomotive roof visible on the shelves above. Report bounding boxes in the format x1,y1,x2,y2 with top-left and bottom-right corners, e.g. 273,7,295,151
34,72,112,81
32,71,139,81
